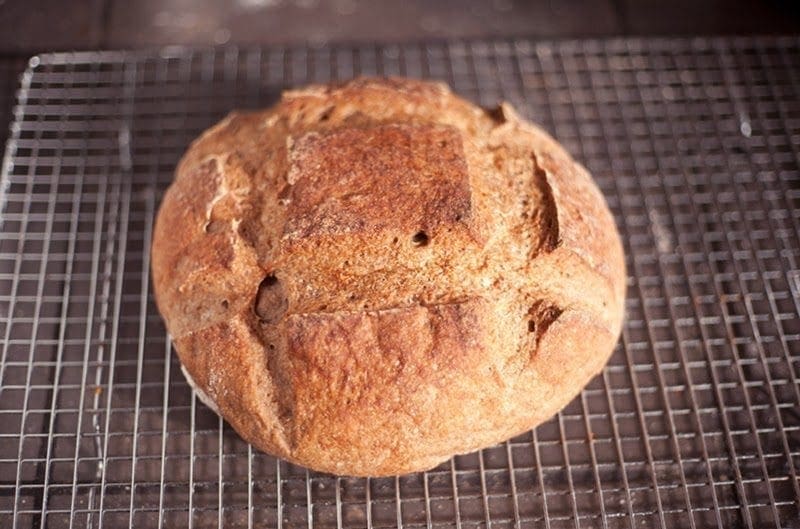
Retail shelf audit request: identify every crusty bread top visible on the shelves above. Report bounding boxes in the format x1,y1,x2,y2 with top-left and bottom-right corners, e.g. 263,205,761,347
151,77,626,476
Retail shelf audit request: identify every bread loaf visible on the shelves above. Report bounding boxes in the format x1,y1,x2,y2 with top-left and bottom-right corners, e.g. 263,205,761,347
151,77,625,476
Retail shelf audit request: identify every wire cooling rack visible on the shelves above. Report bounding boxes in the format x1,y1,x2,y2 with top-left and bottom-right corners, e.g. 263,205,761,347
0,36,799,529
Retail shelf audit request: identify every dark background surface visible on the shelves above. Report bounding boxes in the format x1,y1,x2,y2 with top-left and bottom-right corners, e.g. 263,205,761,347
1,0,799,52
0,0,798,152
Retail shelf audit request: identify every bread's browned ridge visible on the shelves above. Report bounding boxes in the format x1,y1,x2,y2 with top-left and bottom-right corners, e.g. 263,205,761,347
151,77,626,476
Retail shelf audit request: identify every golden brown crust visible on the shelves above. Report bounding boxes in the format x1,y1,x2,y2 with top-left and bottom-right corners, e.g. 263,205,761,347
284,124,474,241
151,77,626,476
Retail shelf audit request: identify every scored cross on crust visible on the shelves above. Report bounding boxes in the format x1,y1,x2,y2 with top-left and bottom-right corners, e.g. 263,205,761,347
151,77,626,476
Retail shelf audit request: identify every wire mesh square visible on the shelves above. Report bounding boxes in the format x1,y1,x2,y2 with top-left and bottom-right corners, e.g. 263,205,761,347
0,37,799,529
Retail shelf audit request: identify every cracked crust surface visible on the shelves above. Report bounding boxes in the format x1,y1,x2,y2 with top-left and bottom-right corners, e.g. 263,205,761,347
151,77,626,476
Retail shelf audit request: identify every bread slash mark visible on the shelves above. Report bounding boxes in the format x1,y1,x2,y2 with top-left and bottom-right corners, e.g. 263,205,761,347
527,301,563,349
485,102,519,127
531,153,560,256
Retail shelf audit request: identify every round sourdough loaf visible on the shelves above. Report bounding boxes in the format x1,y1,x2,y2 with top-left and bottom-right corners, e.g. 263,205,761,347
151,77,626,476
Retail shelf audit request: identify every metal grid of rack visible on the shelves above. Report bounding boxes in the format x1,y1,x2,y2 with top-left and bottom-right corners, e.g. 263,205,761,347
0,37,798,528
